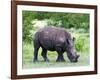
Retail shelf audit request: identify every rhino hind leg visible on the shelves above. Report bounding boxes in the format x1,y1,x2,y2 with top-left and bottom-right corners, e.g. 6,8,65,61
33,46,40,62
56,47,65,62
41,48,49,62
33,37,40,62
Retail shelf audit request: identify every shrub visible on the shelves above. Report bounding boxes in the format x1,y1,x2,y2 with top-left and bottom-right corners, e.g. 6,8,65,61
75,35,89,53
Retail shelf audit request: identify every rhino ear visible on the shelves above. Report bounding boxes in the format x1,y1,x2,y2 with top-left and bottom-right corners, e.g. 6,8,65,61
73,37,75,42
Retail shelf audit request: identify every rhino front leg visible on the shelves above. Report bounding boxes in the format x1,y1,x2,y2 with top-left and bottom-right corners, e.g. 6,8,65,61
56,53,65,62
41,48,49,62
56,47,65,62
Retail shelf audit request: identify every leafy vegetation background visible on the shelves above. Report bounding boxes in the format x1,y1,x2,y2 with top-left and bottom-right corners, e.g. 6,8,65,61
22,11,90,68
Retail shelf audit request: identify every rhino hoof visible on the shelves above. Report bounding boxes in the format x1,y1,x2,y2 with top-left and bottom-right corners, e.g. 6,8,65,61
44,59,49,62
56,59,65,62
33,59,39,62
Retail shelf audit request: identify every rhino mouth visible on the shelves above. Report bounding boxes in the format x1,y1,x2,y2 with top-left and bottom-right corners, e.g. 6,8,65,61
70,55,80,62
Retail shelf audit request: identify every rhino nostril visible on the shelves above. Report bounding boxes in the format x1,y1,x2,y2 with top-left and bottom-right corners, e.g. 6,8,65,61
71,55,79,62
76,55,80,59
71,59,78,62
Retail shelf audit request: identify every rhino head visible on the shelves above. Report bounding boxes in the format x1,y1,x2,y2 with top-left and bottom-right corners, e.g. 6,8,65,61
66,37,80,62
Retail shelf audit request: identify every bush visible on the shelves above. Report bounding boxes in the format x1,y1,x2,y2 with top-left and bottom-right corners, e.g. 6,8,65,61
22,11,89,43
75,35,89,53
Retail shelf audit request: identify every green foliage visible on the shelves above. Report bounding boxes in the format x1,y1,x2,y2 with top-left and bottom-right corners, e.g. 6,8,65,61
23,11,38,43
75,37,84,52
75,34,89,53
22,11,89,43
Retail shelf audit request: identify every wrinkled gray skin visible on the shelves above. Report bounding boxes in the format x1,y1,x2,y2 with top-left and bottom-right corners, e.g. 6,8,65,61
33,27,79,62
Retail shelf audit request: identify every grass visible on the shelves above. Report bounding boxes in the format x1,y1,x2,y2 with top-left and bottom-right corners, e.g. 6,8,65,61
22,32,90,69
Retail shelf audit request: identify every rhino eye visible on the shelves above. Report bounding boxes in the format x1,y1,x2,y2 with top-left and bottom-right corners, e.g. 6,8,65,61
67,39,72,45
67,39,74,48
67,39,70,45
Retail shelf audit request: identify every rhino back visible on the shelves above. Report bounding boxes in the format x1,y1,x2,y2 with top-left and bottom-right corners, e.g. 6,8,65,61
37,27,68,51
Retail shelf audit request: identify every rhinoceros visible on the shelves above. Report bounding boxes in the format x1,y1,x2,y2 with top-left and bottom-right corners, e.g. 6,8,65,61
33,27,79,62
